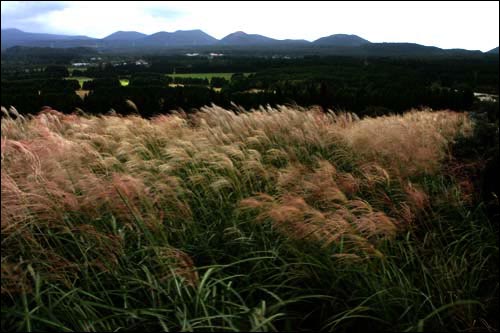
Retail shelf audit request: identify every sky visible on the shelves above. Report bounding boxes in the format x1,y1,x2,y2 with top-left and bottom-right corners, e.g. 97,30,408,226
1,1,499,51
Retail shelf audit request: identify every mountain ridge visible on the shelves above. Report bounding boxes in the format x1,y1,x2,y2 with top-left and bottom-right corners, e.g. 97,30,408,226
103,31,147,41
313,34,370,46
1,28,495,56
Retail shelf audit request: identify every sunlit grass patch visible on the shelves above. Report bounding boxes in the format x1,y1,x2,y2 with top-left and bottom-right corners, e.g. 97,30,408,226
65,76,92,89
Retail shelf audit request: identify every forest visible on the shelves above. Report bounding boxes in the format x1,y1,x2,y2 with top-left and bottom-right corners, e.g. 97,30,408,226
2,50,498,118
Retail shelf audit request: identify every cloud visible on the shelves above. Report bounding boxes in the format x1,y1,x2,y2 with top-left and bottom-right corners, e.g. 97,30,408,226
1,1,68,32
1,1,67,19
144,5,184,20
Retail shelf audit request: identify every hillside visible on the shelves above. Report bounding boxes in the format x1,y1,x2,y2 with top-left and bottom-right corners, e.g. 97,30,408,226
140,29,219,46
313,34,370,46
1,28,95,49
103,31,147,40
0,28,489,57
219,31,278,45
487,46,499,54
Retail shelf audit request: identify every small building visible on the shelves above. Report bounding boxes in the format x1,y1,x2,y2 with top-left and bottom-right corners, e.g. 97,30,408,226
135,59,149,66
72,62,90,67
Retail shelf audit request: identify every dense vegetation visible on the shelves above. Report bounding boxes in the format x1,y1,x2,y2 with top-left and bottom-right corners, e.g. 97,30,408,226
2,53,498,117
1,105,498,332
1,46,498,331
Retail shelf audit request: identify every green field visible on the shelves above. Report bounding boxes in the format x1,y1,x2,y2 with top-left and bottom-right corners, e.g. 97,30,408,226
119,79,129,86
167,72,253,82
67,67,88,74
66,76,92,89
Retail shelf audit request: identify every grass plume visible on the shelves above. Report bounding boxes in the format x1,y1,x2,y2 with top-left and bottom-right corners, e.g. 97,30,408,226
1,105,496,332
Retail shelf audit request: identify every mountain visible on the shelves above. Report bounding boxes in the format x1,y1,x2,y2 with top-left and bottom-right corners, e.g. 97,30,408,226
140,30,218,46
103,31,147,41
357,43,483,57
313,34,370,46
283,39,309,43
219,31,278,45
2,28,92,41
1,28,218,49
0,28,492,58
359,43,443,56
487,47,499,54
1,28,94,48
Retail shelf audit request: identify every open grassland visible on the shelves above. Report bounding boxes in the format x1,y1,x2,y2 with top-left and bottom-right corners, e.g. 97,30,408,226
1,105,498,332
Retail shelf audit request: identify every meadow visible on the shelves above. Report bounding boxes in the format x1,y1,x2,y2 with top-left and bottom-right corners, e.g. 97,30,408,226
119,79,130,87
1,105,498,332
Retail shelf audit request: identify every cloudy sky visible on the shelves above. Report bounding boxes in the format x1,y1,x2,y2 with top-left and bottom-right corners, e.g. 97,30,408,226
1,1,499,51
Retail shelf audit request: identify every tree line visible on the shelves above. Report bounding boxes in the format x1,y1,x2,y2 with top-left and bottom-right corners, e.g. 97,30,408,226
1,55,497,117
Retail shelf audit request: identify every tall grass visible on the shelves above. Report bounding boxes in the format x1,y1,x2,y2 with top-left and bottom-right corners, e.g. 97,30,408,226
1,105,497,332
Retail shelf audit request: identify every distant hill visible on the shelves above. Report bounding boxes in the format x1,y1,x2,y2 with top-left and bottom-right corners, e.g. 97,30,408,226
282,39,310,44
313,34,370,46
219,31,278,45
353,43,485,57
140,30,218,47
2,28,92,42
0,28,494,57
103,31,147,41
4,45,97,56
1,28,94,48
360,43,445,56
